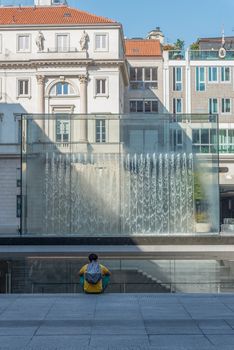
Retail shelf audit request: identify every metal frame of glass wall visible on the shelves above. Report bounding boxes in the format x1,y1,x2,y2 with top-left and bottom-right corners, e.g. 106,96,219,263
20,113,219,236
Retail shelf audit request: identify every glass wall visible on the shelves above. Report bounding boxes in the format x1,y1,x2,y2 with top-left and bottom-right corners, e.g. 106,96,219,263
3,258,234,294
21,113,219,236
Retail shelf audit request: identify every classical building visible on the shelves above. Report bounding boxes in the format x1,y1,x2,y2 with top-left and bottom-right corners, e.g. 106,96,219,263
0,0,128,233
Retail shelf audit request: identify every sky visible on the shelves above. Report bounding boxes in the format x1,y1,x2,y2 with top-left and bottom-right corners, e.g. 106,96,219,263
1,0,234,46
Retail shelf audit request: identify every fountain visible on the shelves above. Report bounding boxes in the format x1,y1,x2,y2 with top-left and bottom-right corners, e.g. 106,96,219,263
39,152,196,235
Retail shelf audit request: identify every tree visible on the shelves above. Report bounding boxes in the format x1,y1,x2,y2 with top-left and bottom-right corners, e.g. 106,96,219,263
174,39,185,50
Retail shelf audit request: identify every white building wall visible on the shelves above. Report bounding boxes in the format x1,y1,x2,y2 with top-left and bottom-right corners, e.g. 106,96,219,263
0,27,121,61
0,17,127,233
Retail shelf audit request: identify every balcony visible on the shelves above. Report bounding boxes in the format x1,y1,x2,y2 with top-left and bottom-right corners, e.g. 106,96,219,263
190,50,234,60
130,82,158,90
168,50,185,60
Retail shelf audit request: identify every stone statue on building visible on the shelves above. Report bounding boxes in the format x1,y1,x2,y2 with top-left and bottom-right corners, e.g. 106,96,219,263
36,31,45,51
80,30,89,51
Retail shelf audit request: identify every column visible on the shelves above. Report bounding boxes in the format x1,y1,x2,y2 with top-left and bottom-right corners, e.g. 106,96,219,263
78,74,88,142
36,75,45,114
36,75,45,135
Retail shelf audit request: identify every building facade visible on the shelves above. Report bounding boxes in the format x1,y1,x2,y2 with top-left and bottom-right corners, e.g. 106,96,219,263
0,0,232,233
0,0,129,233
163,45,234,223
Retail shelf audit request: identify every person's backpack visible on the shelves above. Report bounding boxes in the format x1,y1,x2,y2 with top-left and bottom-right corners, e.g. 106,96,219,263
85,262,102,285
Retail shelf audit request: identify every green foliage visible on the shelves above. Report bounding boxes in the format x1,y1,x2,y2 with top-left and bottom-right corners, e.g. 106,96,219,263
194,172,204,201
174,38,185,50
190,39,200,50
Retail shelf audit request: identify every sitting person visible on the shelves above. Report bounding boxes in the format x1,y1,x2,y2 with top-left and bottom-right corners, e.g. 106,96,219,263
79,253,111,294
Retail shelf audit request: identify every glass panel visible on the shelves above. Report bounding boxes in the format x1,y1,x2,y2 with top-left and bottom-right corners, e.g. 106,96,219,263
151,100,158,112
136,101,143,112
56,83,62,95
130,68,136,81
228,130,234,144
21,113,220,236
130,101,136,112
144,101,151,112
152,68,157,81
95,35,101,49
201,129,209,144
136,68,143,81
213,99,218,113
145,68,151,81
192,129,200,144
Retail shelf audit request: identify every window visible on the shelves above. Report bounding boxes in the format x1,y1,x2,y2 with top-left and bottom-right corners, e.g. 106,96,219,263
50,82,75,96
130,67,143,81
56,119,70,142
56,34,69,52
144,67,158,89
192,128,217,153
209,98,218,114
170,129,183,150
96,119,106,143
222,98,231,113
221,67,230,82
130,67,158,89
95,34,108,51
173,98,182,114
130,100,158,113
18,79,29,96
173,67,182,91
130,100,143,113
208,67,218,82
196,67,205,91
96,79,107,95
17,35,30,52
219,129,234,153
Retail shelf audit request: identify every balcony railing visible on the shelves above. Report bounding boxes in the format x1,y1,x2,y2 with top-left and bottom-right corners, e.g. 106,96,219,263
190,50,234,60
47,47,78,53
168,50,185,60
130,82,158,90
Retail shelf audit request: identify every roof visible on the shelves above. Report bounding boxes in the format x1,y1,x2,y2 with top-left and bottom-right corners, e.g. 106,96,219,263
199,37,234,42
0,6,116,25
125,39,162,57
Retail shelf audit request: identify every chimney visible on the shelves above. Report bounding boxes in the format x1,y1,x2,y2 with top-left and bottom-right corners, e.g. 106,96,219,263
147,27,164,44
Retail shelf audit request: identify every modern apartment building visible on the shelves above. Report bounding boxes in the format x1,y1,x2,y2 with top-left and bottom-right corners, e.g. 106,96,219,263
163,43,234,224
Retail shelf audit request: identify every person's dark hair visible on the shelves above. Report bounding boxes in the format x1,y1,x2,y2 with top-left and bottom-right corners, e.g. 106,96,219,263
88,253,98,262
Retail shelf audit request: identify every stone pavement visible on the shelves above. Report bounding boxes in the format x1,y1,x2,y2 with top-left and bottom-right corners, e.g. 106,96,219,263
1,294,234,349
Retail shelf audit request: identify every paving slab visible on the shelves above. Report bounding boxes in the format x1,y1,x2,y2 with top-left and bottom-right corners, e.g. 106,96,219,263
0,294,234,349
0,336,31,349
149,334,213,348
25,335,90,350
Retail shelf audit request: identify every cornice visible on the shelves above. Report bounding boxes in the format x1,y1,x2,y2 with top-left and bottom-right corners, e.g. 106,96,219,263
0,59,92,69
0,58,127,70
0,23,121,31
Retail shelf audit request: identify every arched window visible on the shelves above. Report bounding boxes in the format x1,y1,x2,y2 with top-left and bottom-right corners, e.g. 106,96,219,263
50,82,75,96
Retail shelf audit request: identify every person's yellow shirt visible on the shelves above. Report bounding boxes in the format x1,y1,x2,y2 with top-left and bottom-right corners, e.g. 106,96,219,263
79,263,110,293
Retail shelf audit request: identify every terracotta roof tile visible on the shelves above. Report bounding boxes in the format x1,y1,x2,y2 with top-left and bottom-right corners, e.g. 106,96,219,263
0,6,116,25
125,39,162,57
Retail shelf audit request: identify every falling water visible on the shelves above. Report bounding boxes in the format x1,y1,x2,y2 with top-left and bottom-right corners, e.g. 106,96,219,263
40,152,196,235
